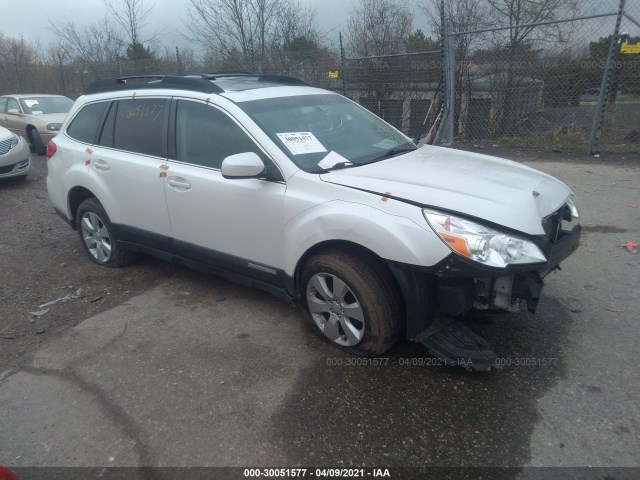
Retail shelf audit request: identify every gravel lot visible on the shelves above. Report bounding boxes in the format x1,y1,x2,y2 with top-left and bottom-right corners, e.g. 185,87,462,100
0,154,182,370
1,146,639,475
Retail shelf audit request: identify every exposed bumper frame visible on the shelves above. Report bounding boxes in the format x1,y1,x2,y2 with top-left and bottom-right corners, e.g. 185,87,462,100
389,225,581,340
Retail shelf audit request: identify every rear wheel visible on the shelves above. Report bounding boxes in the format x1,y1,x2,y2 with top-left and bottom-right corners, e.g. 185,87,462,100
301,250,402,356
76,198,137,267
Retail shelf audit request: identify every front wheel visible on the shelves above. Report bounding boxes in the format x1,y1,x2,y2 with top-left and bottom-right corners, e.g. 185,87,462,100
76,198,137,267
29,128,46,156
301,250,403,356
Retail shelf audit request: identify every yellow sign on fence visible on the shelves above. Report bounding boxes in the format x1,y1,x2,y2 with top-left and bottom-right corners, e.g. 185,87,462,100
621,41,640,54
328,71,340,79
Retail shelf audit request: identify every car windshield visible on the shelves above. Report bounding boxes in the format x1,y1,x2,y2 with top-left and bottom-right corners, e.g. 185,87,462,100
19,96,73,115
238,94,416,172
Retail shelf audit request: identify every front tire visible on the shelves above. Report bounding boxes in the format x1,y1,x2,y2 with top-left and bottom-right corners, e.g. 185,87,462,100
76,198,137,267
301,250,402,356
29,128,46,156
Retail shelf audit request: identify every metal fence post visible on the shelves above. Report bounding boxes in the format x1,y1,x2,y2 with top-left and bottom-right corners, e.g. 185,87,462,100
58,54,69,98
437,20,455,146
339,32,348,97
588,0,626,155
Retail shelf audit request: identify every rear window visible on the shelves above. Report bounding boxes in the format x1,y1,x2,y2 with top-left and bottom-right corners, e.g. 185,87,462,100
67,102,107,144
108,98,169,157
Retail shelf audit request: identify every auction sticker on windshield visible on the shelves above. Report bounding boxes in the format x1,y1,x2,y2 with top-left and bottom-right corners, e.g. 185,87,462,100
276,132,327,155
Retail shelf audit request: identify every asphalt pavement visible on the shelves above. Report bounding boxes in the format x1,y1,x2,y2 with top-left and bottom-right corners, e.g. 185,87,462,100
0,153,638,479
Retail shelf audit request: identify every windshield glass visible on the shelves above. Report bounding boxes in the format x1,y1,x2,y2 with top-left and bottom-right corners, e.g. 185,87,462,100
238,94,416,172
19,96,74,115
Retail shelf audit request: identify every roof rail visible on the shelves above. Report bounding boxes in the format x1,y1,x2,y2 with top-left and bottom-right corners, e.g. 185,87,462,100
85,75,224,95
199,73,310,87
85,73,310,95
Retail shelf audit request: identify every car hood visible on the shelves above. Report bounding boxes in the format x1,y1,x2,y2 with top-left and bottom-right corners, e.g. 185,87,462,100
0,127,13,141
320,145,572,235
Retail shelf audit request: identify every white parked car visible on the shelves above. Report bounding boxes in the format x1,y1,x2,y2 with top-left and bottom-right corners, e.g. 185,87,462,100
0,125,30,181
46,75,580,370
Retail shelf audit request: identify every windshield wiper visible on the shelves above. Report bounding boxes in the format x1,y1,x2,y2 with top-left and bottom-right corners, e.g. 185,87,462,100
309,162,357,173
365,146,417,164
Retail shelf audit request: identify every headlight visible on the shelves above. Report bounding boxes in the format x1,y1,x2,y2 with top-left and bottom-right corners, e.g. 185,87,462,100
565,195,579,220
46,123,62,131
423,209,547,268
10,134,20,149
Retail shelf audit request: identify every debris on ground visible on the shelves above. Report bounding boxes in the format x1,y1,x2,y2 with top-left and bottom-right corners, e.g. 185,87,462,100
29,309,49,318
617,241,639,254
38,288,83,308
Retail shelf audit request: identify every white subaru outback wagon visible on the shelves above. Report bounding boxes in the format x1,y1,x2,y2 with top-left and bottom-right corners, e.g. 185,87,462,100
46,74,580,370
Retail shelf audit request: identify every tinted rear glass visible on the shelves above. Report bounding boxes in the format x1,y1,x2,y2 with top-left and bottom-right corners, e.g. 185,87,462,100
67,102,107,144
113,98,168,157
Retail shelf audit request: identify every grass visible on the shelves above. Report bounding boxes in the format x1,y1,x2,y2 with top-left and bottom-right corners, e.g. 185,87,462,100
498,135,640,154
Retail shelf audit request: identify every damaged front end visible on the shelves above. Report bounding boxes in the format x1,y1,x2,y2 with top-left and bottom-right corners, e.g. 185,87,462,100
428,198,581,316
391,200,581,371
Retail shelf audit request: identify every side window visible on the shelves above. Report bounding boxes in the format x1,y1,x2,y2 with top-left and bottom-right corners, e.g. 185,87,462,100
113,98,168,157
67,102,107,144
0,98,7,113
7,98,20,112
175,100,263,169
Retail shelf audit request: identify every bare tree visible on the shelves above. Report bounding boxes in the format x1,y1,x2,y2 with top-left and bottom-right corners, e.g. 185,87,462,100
346,0,413,57
183,0,314,71
484,0,579,133
50,18,125,68
103,0,156,59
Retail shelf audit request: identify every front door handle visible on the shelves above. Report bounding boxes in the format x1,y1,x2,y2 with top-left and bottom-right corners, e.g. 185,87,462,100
167,176,191,191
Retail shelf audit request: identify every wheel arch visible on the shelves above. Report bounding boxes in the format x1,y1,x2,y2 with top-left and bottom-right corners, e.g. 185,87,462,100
294,239,440,340
294,240,404,307
68,186,97,229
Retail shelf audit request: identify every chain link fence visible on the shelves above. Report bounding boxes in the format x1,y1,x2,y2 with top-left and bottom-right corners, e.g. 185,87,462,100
439,0,639,153
1,0,638,154
337,33,443,142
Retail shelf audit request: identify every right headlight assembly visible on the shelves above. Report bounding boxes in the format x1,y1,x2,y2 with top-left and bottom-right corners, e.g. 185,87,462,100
423,208,547,268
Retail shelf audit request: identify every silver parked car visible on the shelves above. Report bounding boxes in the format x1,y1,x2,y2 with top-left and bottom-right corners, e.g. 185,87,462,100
0,94,73,155
0,125,31,181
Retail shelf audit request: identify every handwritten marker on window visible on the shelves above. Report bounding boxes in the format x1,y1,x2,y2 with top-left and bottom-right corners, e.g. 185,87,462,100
381,192,392,203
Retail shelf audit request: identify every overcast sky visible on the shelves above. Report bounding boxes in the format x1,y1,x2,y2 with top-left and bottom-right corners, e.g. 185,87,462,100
1,0,431,53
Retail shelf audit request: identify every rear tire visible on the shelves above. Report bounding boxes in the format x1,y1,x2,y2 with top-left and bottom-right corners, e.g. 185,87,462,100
301,250,402,356
76,198,137,267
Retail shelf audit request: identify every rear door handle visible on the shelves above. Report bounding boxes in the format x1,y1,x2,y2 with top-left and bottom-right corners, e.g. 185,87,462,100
93,159,110,171
167,176,191,191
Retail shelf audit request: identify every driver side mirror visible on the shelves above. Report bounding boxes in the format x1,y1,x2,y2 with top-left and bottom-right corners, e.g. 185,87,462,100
7,108,21,115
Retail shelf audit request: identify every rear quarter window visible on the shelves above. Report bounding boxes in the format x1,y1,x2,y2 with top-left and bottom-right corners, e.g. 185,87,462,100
66,102,107,144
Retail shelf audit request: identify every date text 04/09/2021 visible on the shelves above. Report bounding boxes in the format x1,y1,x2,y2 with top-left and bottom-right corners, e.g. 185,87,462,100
243,468,391,477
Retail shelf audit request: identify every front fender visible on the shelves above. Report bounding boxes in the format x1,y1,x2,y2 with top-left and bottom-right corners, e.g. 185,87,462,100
283,200,450,276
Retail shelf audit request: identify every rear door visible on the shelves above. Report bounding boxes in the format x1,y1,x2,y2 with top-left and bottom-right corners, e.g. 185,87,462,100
89,97,173,250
